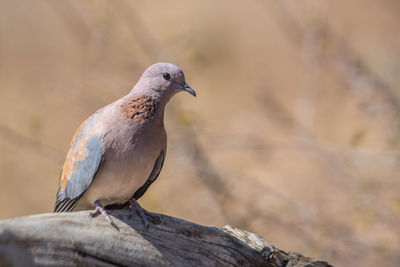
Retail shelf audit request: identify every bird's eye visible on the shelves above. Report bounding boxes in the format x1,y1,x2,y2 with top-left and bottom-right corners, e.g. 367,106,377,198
162,72,171,80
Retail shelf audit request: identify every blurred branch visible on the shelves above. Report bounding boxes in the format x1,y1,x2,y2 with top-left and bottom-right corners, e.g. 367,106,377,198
293,1,329,137
110,2,161,62
0,124,63,162
169,106,315,244
167,105,235,224
264,0,400,141
46,1,91,45
257,90,312,137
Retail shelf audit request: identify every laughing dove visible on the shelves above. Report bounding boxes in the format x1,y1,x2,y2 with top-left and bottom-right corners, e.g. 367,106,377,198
54,63,196,227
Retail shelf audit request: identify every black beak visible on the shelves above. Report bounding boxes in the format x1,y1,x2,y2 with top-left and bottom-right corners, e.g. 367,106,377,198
181,82,196,97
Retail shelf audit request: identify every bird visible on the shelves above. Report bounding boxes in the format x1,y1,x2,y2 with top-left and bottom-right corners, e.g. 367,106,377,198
53,62,196,227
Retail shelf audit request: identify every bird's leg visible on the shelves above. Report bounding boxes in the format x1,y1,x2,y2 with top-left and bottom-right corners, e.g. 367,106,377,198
128,197,149,229
90,200,114,225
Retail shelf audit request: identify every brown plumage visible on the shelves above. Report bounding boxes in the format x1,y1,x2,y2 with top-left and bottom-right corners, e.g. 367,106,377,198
120,95,159,123
54,63,196,227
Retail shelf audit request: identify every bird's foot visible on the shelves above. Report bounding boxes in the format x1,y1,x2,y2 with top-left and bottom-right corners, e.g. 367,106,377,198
128,198,149,229
90,200,119,230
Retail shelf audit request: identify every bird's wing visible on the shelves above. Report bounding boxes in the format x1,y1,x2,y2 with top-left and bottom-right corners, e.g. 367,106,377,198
133,148,166,200
54,115,104,212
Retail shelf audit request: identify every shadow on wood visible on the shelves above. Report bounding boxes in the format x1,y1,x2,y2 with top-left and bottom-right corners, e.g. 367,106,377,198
0,210,332,266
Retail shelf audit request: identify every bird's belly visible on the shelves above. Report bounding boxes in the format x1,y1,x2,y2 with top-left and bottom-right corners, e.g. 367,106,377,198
77,151,157,209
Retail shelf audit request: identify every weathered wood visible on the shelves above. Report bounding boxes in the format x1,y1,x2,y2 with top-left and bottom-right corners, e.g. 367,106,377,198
0,210,332,266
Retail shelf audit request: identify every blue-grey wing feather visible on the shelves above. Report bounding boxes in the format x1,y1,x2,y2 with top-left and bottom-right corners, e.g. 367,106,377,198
54,114,104,212
64,136,103,199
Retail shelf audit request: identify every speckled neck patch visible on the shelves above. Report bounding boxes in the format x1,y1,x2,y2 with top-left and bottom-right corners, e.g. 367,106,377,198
120,95,159,123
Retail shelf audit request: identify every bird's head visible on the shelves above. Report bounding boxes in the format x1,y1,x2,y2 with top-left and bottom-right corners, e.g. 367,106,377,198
132,63,196,101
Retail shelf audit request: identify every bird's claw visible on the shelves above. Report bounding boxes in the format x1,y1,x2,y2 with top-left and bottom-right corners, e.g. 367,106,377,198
129,198,150,230
91,200,116,226
89,208,100,218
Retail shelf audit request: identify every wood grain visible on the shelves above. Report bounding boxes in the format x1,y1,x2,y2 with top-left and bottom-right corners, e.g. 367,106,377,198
0,210,332,266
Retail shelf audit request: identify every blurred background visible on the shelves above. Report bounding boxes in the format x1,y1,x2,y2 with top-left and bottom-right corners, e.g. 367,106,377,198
0,0,399,266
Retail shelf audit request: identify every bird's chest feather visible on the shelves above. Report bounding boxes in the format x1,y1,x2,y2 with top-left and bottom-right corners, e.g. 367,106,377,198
83,122,165,205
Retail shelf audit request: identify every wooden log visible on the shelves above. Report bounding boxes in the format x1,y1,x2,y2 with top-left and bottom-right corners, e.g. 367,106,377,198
0,210,332,266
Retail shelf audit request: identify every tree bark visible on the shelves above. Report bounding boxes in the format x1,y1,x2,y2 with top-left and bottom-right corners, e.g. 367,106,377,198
0,210,332,266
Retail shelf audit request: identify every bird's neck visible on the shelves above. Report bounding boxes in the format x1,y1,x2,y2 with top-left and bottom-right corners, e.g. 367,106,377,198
121,93,166,127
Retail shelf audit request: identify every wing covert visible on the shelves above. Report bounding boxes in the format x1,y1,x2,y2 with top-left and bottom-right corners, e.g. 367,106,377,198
54,115,104,212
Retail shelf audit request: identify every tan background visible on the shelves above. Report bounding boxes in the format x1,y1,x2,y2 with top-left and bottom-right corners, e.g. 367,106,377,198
1,1,400,266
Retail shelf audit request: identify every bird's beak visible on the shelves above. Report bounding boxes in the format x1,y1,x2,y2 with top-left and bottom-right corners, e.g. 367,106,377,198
181,82,196,97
